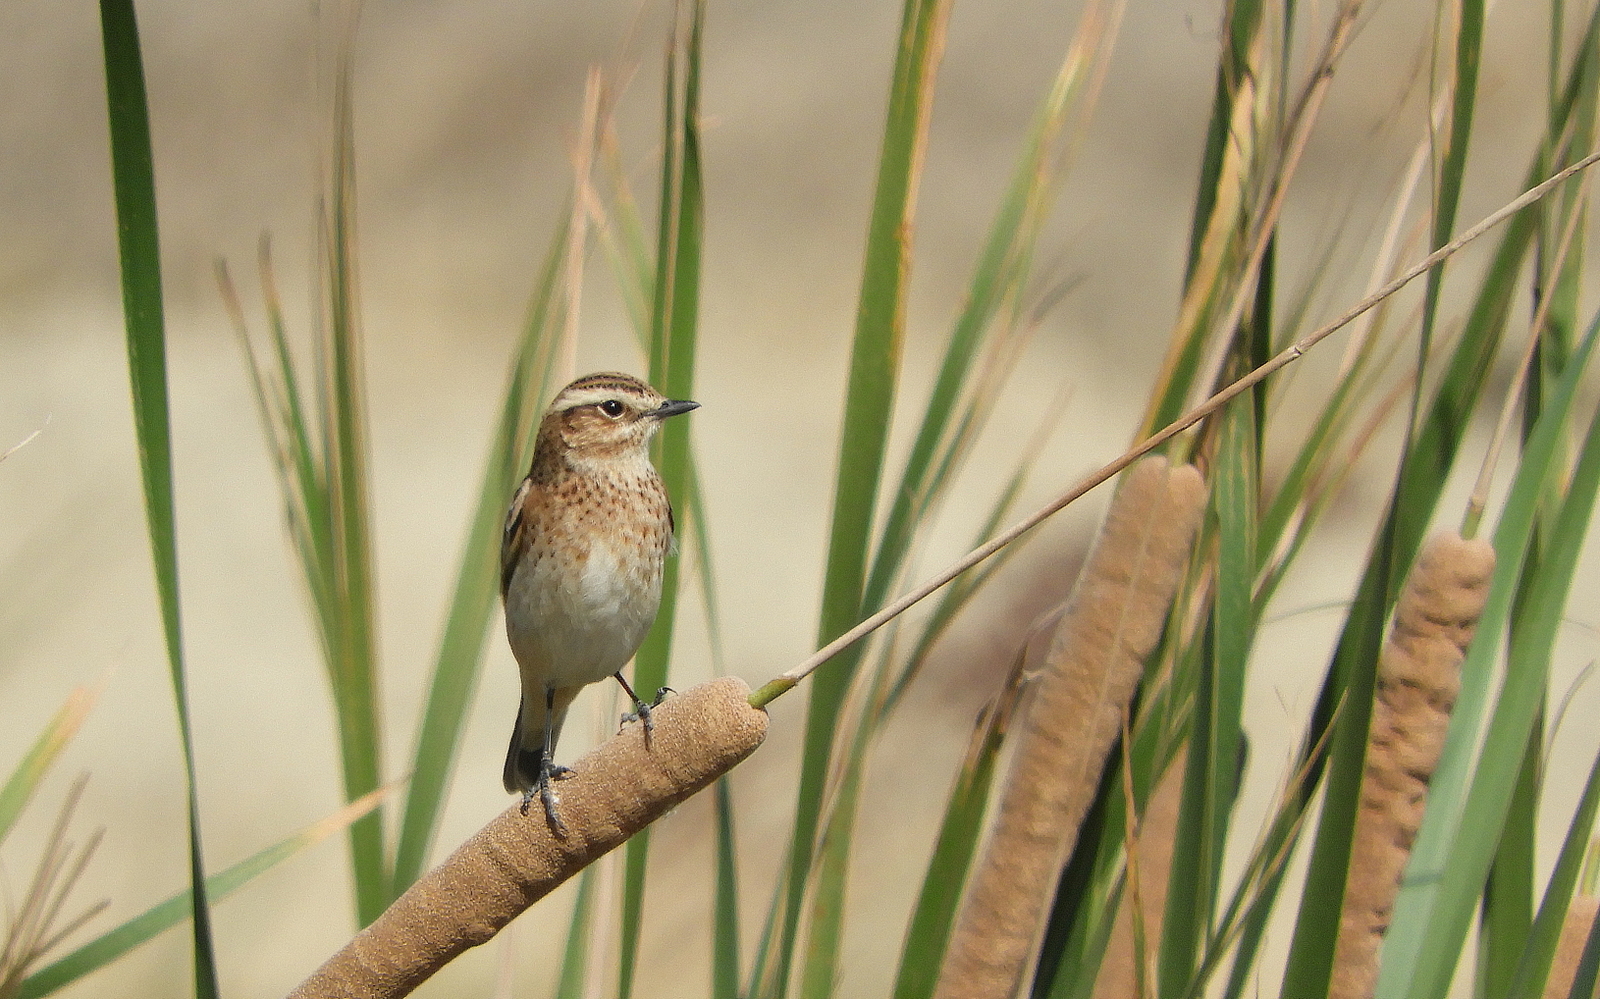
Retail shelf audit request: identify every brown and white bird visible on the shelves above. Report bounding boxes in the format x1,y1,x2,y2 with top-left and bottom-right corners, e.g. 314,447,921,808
500,371,698,833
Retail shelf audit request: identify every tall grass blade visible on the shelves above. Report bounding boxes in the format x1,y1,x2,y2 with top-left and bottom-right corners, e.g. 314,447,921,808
799,17,1114,980
318,47,388,924
1161,362,1256,997
764,2,948,994
555,870,598,999
859,7,1112,620
1281,97,1545,999
713,778,743,999
620,4,706,995
95,1,219,993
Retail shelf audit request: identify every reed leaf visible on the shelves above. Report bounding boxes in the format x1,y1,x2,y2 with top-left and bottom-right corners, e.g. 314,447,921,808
555,870,599,999
95,0,218,991
760,2,948,995
621,4,707,994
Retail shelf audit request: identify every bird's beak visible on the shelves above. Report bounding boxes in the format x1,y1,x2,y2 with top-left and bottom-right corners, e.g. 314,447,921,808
651,399,700,420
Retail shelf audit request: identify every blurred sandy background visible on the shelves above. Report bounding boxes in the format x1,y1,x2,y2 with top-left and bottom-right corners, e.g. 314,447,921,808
1,1,1595,997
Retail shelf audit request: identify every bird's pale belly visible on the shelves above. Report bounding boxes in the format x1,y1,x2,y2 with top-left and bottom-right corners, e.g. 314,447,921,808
504,537,664,689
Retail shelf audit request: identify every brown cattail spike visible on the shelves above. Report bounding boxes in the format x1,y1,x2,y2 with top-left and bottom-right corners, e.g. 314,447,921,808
1329,531,1496,999
288,677,767,999
934,456,1207,999
1092,746,1187,999
1544,894,1599,999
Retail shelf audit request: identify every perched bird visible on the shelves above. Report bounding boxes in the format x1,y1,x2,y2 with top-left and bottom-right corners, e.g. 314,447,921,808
500,372,698,834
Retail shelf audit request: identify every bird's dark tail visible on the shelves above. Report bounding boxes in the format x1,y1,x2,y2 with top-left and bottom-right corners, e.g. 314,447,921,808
502,701,536,794
503,688,576,794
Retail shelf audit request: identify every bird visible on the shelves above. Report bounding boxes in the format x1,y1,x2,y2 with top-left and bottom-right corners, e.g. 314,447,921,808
500,371,698,834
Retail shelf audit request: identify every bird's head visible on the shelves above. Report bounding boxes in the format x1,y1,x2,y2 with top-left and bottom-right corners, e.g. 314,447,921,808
540,372,698,462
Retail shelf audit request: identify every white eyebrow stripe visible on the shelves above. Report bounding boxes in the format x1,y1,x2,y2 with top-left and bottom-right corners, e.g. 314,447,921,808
559,388,641,410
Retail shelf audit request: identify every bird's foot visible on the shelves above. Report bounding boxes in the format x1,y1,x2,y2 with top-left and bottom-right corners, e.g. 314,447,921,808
519,761,575,837
621,687,674,730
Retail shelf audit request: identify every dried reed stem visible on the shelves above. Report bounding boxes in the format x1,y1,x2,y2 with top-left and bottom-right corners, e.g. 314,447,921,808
287,677,767,999
1543,894,1599,999
1329,531,1495,999
932,456,1206,999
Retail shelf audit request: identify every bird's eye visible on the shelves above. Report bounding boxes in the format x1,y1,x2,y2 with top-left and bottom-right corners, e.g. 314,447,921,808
599,399,626,418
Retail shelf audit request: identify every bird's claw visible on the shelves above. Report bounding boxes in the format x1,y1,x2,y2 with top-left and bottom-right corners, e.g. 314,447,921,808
621,686,674,730
519,761,572,837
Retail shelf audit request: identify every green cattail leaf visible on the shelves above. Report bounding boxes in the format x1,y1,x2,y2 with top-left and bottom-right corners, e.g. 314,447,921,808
767,3,948,996
97,0,220,992
623,4,707,995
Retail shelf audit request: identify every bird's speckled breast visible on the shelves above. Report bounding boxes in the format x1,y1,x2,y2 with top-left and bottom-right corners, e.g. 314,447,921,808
503,465,671,688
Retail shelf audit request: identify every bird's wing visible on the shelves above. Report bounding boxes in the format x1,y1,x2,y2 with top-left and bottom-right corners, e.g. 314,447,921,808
501,477,535,597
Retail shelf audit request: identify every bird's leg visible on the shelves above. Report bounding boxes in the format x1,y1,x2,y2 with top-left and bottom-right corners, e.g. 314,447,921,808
614,672,655,735
522,686,573,836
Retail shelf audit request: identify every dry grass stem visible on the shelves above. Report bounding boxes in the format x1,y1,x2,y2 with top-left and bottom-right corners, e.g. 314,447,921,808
1328,531,1495,999
0,775,105,999
932,456,1206,999
287,677,767,999
1543,894,1599,999
1092,745,1187,999
753,147,1600,711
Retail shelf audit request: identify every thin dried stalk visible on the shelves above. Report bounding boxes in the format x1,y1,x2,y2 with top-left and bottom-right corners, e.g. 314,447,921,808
288,678,767,999
1329,530,1496,999
1092,745,1187,999
1544,895,1599,999
0,775,106,999
933,456,1207,999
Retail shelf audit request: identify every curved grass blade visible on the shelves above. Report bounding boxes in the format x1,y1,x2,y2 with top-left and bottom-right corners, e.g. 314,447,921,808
17,785,386,998
859,4,1114,622
96,1,218,992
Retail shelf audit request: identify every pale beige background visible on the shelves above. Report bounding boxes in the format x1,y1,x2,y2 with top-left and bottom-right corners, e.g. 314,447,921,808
0,1,1593,997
